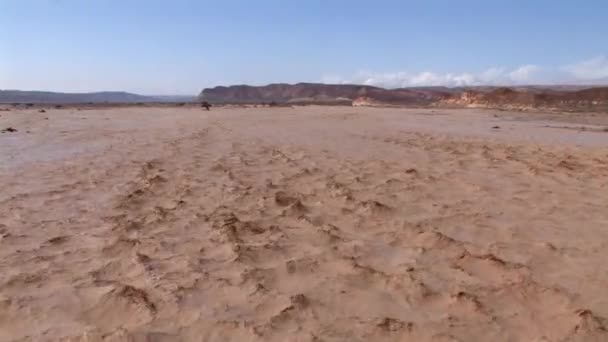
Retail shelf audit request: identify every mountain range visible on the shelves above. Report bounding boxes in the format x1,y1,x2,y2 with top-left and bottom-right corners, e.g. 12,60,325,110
2,84,607,112
0,90,195,104
199,83,608,111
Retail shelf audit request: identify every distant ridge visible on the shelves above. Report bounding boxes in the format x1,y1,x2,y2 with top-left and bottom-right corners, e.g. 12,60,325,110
198,82,449,105
3,85,606,111
0,90,195,104
440,86,608,111
199,82,608,111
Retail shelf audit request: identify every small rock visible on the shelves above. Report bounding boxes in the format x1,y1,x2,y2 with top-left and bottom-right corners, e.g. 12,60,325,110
376,317,411,332
275,191,298,206
47,236,69,244
290,294,309,308
38,109,46,113
492,126,501,129
1,127,17,133
136,252,151,263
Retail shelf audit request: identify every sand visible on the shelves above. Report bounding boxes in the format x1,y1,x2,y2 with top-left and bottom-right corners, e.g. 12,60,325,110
1,106,608,341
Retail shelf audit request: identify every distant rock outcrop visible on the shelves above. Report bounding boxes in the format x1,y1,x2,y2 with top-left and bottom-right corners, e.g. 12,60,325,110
199,83,608,111
198,83,449,106
440,87,608,111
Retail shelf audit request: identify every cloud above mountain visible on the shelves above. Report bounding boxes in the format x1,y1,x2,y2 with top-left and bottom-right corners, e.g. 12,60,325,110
322,57,608,88
562,56,608,80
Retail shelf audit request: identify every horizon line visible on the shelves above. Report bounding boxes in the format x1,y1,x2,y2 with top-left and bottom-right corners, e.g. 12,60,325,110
3,82,608,97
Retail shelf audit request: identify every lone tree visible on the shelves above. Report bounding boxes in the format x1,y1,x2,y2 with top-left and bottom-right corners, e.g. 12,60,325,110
201,101,212,111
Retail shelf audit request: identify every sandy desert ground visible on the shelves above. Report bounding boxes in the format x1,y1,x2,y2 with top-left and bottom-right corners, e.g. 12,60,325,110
1,106,608,341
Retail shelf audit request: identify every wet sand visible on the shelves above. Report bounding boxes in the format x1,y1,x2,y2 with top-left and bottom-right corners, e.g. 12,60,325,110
1,106,608,341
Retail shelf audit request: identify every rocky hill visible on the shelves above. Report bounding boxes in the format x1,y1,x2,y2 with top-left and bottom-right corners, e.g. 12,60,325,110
199,83,608,111
440,87,608,111
198,83,449,106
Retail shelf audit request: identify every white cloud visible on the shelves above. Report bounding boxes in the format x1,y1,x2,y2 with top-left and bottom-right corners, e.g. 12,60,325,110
321,57,608,87
508,65,540,82
324,66,542,88
479,67,506,83
562,56,608,80
359,70,479,87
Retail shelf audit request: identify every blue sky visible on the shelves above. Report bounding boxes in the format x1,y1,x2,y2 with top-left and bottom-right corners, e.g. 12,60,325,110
1,0,607,94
